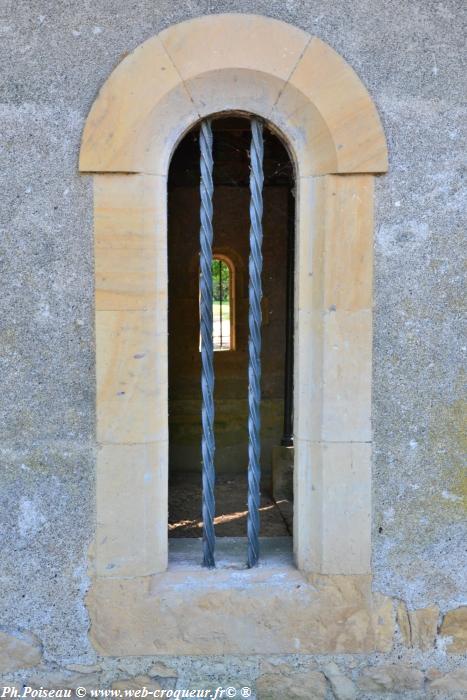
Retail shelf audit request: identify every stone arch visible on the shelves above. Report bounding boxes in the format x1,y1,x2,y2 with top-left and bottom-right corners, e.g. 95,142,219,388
79,14,387,176
83,14,387,587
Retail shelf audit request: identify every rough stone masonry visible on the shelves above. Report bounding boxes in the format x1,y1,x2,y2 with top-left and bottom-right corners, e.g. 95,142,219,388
0,1,466,698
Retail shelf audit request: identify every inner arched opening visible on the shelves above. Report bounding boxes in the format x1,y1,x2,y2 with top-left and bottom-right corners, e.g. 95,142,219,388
168,115,294,542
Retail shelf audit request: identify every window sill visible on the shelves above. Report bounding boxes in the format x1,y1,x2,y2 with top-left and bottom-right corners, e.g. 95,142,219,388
87,537,393,656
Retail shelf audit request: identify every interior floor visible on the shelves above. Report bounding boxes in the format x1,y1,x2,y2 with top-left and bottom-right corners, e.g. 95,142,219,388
169,473,293,538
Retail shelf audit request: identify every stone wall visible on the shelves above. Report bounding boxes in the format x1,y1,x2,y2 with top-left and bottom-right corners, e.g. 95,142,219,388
1,0,465,696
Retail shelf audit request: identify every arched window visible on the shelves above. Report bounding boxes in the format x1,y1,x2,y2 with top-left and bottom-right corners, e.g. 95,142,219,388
80,14,388,657
211,256,234,351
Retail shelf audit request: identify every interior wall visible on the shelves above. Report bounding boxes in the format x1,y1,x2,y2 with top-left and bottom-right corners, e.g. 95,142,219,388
168,181,289,478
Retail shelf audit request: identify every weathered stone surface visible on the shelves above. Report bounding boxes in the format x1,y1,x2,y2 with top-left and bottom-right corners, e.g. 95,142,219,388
428,667,467,698
27,673,100,690
147,662,178,678
440,607,467,652
256,667,327,700
66,664,102,674
357,664,424,692
112,676,162,691
397,601,439,650
87,571,394,655
323,662,357,700
0,631,42,673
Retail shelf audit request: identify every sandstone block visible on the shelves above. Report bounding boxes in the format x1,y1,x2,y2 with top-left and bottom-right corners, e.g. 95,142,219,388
428,667,467,698
397,601,439,650
0,631,41,673
357,664,424,692
148,662,178,678
256,668,327,700
440,606,467,652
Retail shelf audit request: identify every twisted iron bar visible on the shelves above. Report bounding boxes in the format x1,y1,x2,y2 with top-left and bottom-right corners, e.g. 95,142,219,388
199,119,216,568
247,119,264,568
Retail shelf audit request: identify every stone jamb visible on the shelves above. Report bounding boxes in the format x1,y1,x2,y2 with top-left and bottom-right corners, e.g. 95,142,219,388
81,14,388,654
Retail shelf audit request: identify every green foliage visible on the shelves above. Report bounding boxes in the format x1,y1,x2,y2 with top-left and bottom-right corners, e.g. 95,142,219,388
212,259,230,302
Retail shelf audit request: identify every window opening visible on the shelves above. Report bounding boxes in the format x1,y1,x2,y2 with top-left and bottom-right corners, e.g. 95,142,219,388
168,116,294,565
212,258,232,351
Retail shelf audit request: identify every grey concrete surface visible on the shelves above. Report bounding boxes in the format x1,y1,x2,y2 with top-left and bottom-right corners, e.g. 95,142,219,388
0,0,465,664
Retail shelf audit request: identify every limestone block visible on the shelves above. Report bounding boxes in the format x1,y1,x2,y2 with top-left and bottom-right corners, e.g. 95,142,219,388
87,570,393,655
428,668,467,698
256,668,327,699
440,606,467,652
0,631,41,673
321,309,372,442
159,14,309,83
273,37,388,175
96,442,168,576
321,442,372,574
96,309,167,444
357,664,424,693
397,601,439,650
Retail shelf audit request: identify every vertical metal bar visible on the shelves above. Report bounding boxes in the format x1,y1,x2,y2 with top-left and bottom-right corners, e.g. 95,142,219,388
219,259,223,348
247,119,264,568
281,187,295,447
199,120,216,568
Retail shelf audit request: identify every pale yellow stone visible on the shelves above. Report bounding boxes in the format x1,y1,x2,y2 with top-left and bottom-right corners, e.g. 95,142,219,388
321,309,372,442
147,662,177,678
96,309,167,444
79,35,196,173
86,570,393,655
96,442,168,576
357,664,424,692
397,600,411,645
94,175,166,250
185,69,284,124
94,174,167,311
321,442,372,574
274,37,388,175
429,668,467,698
256,668,327,699
79,16,388,176
322,175,374,311
397,602,439,650
293,439,319,572
159,14,309,83
0,631,41,673
440,606,467,653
